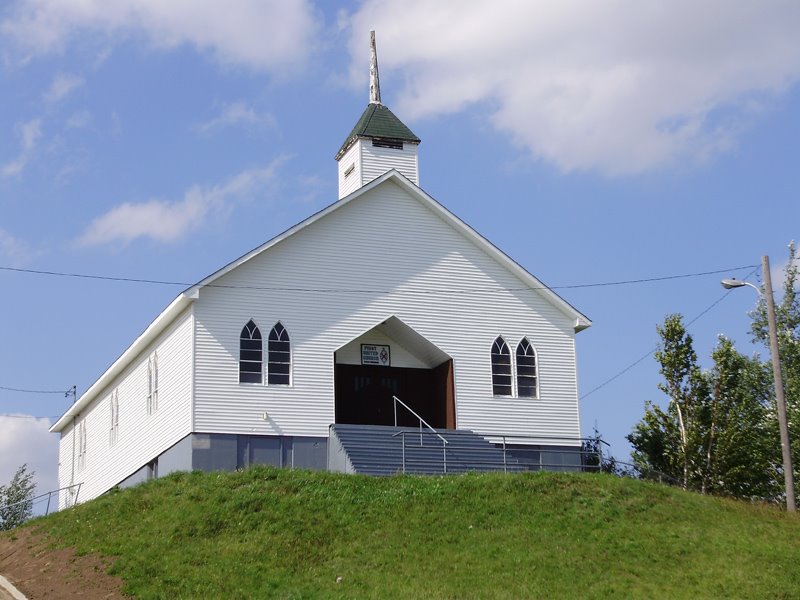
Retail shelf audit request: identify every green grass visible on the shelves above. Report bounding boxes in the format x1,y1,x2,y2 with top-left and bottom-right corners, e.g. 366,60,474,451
24,468,800,598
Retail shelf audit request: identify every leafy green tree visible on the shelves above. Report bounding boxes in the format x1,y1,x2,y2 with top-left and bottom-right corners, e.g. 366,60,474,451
0,464,37,530
628,314,709,489
704,337,776,499
629,318,777,499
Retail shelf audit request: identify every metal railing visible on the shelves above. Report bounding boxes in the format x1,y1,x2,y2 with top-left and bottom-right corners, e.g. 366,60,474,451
388,427,612,475
391,395,448,473
0,482,82,523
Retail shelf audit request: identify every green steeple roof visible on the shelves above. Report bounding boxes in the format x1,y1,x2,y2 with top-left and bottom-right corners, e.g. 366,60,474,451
335,103,420,160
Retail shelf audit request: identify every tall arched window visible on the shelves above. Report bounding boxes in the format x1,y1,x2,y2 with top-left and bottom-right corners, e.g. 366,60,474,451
516,338,538,398
239,320,263,383
491,336,512,396
268,322,291,385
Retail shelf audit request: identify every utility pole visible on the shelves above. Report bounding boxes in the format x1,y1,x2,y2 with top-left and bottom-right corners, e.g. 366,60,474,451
762,255,796,512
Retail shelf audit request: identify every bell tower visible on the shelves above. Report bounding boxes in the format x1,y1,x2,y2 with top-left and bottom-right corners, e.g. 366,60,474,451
336,31,421,199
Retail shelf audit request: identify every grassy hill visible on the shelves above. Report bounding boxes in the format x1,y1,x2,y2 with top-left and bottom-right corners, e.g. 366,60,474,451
9,467,800,598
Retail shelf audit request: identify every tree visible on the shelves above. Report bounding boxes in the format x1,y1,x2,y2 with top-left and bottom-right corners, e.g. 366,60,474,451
628,314,709,489
628,317,777,499
704,337,776,500
0,464,37,530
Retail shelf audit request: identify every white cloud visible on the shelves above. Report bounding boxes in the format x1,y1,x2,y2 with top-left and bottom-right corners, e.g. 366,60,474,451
65,109,93,129
2,0,320,72
194,101,277,133
0,416,59,505
44,72,84,104
1,118,42,177
78,159,285,246
346,1,800,175
0,229,39,266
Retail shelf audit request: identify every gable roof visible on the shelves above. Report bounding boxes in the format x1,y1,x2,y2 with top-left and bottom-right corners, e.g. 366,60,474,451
335,103,420,160
51,170,590,433
187,169,591,330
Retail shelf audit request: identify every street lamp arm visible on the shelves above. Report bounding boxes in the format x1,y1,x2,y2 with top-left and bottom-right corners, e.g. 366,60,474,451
720,278,761,295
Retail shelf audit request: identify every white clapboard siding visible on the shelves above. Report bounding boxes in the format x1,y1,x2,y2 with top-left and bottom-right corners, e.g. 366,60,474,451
193,179,580,443
339,139,420,200
361,141,418,186
58,308,194,506
338,142,363,199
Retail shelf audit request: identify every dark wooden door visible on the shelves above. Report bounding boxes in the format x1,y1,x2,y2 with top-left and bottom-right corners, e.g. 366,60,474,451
335,364,442,427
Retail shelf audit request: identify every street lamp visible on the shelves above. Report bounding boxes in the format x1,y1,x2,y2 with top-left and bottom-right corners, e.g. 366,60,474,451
721,255,796,512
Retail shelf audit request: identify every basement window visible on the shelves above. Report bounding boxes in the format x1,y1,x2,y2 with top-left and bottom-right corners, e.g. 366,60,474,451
491,337,512,396
372,138,403,150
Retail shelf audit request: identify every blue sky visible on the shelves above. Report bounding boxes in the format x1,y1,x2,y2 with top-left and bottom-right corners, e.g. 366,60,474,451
1,0,799,495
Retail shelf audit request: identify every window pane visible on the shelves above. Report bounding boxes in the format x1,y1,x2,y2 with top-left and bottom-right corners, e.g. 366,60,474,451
492,363,511,375
269,340,290,352
493,383,512,396
240,349,262,362
240,361,262,373
517,364,537,376
268,350,290,364
518,384,537,397
270,362,291,375
240,339,262,350
517,355,536,367
268,373,290,385
239,371,262,384
269,323,287,341
492,374,512,386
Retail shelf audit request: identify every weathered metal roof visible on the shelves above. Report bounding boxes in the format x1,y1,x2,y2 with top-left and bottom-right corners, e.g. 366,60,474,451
335,103,420,160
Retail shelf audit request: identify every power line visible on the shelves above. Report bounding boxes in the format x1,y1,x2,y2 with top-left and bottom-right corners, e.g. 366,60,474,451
0,414,58,420
580,267,759,400
0,264,759,295
0,385,71,395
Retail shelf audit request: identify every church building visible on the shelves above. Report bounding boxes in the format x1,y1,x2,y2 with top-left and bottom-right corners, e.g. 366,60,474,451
51,33,591,506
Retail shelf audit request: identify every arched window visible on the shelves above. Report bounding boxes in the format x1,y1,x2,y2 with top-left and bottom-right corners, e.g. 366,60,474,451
491,336,512,396
516,338,538,398
239,320,263,384
268,322,291,385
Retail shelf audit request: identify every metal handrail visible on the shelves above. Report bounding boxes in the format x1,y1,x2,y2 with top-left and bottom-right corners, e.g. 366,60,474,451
392,395,448,447
391,430,449,474
0,482,82,517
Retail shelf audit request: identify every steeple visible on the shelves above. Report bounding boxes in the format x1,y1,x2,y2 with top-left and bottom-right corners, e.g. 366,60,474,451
336,31,421,199
369,30,381,105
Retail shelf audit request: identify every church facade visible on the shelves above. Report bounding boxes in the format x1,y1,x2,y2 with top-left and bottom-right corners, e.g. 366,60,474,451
52,34,591,506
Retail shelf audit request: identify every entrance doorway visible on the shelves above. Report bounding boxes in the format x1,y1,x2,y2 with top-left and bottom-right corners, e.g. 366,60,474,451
334,361,455,429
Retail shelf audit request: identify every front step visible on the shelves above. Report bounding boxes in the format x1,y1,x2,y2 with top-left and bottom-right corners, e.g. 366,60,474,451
329,424,526,476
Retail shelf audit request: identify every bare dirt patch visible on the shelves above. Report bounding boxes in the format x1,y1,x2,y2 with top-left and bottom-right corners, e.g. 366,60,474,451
0,527,126,599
